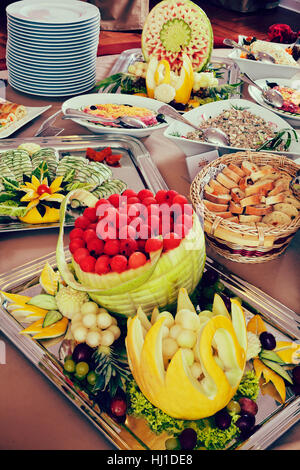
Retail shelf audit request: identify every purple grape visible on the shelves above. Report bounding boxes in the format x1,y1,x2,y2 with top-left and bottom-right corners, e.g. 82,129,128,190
259,331,276,350
214,409,232,430
292,366,300,386
238,397,258,416
178,428,197,450
236,413,255,436
72,343,94,364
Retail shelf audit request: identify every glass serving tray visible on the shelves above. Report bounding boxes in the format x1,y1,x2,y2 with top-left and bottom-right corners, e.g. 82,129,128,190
0,252,299,451
109,48,242,100
0,134,168,233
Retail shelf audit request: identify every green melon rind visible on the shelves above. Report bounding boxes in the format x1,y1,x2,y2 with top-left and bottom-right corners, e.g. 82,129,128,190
141,0,213,72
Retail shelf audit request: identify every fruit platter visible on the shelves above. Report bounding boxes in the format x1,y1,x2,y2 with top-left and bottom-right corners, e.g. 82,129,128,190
0,134,167,232
0,184,299,451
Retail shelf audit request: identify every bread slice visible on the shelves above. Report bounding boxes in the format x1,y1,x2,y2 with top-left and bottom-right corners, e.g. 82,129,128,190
216,172,238,190
209,178,230,195
203,200,229,212
229,200,243,214
273,203,299,219
265,193,285,205
250,168,278,182
228,162,246,178
241,160,259,176
239,214,262,224
262,211,291,226
222,166,241,183
204,184,213,194
204,191,232,205
244,179,274,197
240,194,262,207
245,205,273,216
268,177,291,196
231,187,245,204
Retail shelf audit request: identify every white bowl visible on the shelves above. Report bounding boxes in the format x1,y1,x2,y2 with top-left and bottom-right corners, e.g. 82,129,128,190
228,36,300,80
61,93,171,138
164,98,299,158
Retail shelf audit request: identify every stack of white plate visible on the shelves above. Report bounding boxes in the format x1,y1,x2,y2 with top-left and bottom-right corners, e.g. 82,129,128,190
6,0,100,97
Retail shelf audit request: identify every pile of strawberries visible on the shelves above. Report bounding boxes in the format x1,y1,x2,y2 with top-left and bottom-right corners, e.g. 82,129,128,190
68,188,194,275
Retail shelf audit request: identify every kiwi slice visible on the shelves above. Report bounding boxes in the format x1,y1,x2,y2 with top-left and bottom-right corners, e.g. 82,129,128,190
160,19,192,53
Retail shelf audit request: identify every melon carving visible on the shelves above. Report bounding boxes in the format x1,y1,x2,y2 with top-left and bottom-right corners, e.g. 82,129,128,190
126,289,247,420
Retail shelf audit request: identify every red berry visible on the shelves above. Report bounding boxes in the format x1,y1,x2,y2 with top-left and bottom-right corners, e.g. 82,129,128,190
127,196,140,205
95,255,111,275
108,193,123,208
128,251,147,269
163,232,181,251
83,228,97,244
73,247,89,264
119,224,136,240
83,207,97,222
95,199,110,210
145,238,163,253
74,216,90,230
122,189,137,198
110,254,128,273
96,219,118,241
110,397,127,417
155,190,168,204
147,203,160,218
87,238,104,256
137,189,154,201
172,194,189,206
88,222,97,231
165,190,179,204
104,239,120,256
149,214,160,236
79,255,96,273
142,196,157,207
69,238,85,254
137,239,146,251
119,238,138,256
69,228,84,240
37,184,51,195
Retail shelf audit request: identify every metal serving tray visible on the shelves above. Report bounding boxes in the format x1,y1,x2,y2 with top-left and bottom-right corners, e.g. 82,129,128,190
0,252,299,450
0,134,167,233
109,48,242,99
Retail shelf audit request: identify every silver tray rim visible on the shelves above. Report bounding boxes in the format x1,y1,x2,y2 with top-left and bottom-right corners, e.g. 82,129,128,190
0,250,299,451
0,133,168,233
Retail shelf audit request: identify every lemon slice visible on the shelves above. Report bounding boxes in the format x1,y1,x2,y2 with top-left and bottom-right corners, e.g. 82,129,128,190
275,341,300,364
39,262,61,296
154,60,171,85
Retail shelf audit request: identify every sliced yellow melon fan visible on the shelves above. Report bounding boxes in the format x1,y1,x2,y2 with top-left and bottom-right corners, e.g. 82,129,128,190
126,288,247,420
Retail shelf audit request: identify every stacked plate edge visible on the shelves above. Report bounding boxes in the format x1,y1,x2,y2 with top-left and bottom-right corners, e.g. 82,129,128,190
6,0,100,97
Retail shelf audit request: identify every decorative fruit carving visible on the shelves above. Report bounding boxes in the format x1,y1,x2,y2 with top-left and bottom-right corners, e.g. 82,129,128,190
126,289,247,419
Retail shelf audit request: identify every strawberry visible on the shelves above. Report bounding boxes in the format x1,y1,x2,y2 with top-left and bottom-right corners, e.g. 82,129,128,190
122,189,138,198
127,196,140,205
95,255,111,275
110,255,128,273
163,232,181,251
95,199,111,214
69,238,85,254
83,228,97,244
79,255,96,273
87,238,104,257
165,190,179,205
74,215,90,230
83,206,97,222
104,239,120,256
128,251,147,269
69,228,84,240
137,189,154,201
108,193,124,208
73,247,89,264
120,238,138,257
142,196,157,207
172,194,189,206
145,238,163,253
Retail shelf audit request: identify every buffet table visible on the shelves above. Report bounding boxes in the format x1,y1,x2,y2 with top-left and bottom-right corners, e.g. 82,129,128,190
0,50,299,451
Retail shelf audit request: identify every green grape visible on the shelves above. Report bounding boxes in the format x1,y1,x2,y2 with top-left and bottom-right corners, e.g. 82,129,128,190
64,359,76,373
165,437,180,450
75,361,89,377
87,371,97,386
226,400,241,414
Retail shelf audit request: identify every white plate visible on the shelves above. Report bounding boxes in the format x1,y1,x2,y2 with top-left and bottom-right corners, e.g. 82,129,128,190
7,0,99,24
7,14,99,31
61,93,171,138
248,77,300,122
8,68,95,84
7,54,97,69
229,36,300,80
9,76,96,93
7,29,99,44
164,98,299,158
7,19,100,33
0,104,51,138
7,48,97,63
9,81,95,97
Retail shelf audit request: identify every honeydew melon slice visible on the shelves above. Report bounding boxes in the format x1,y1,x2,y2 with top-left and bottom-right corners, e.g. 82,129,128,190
141,0,213,72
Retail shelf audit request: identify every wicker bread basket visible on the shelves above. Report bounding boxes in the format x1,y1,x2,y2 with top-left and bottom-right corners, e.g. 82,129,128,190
190,151,300,263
